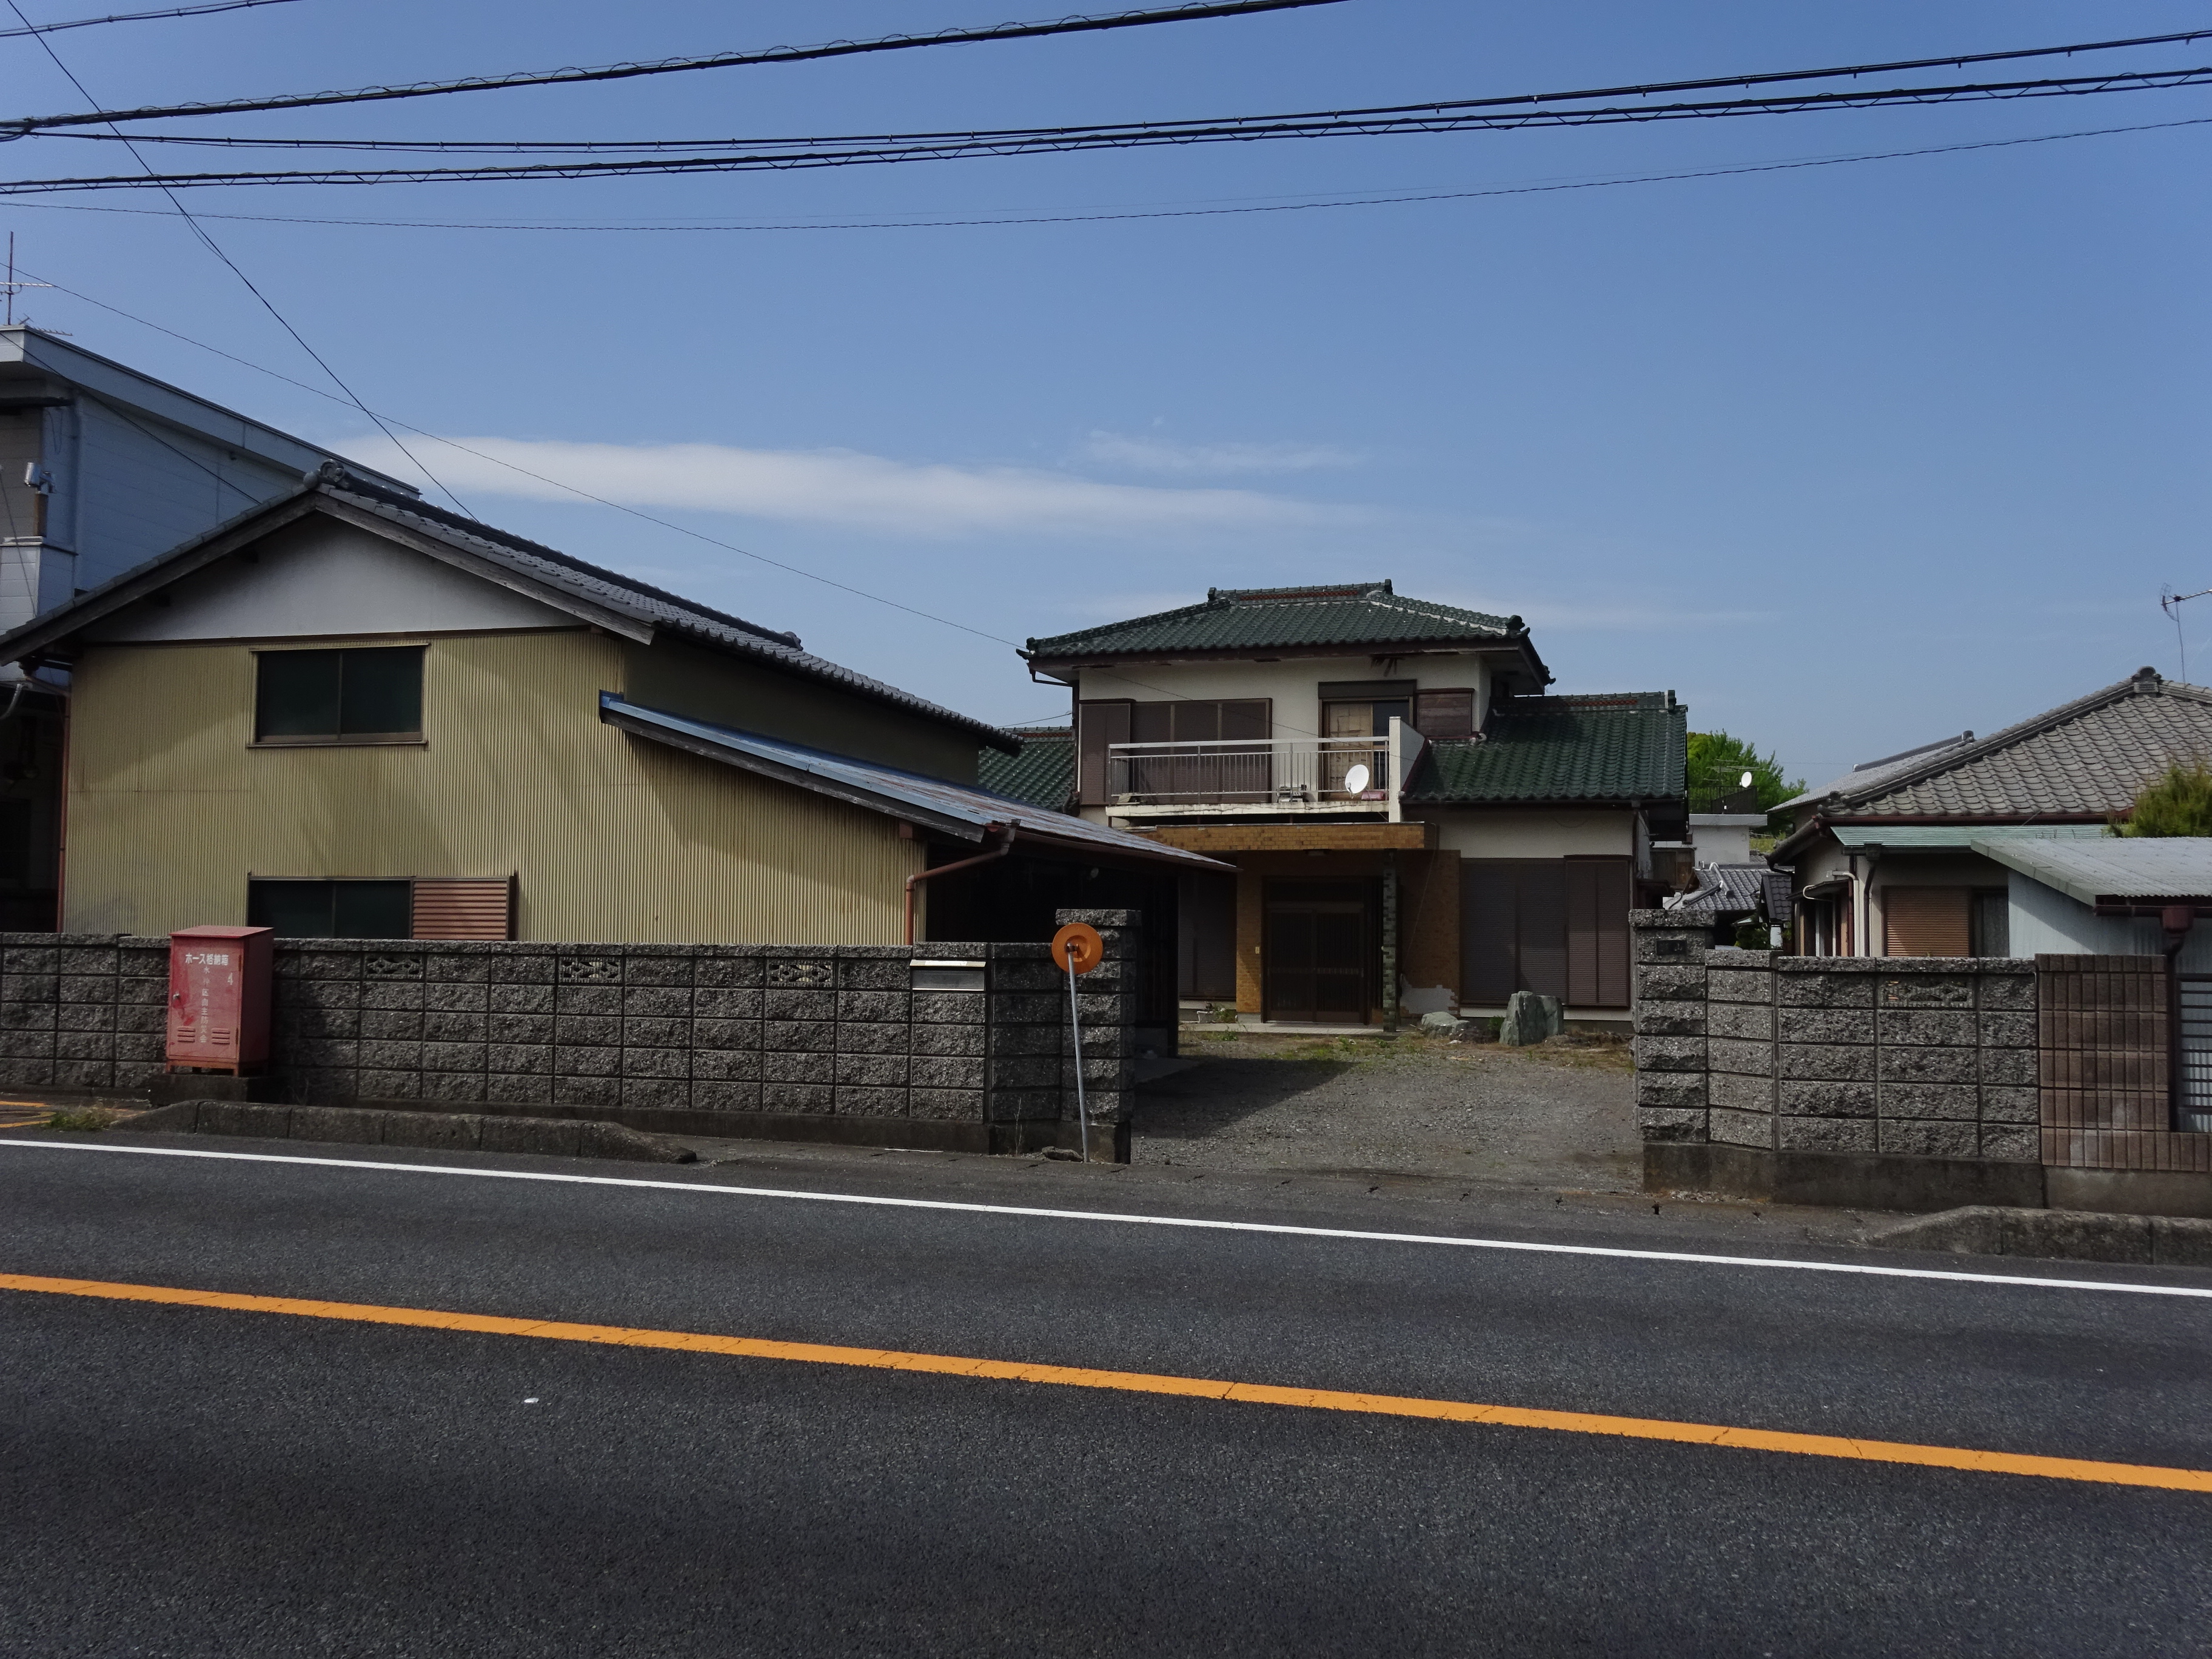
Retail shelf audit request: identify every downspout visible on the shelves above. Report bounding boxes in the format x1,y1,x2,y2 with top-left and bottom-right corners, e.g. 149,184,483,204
904,824,1017,945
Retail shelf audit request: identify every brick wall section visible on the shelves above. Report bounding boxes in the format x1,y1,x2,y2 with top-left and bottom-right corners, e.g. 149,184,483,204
0,908,1139,1136
2039,953,2212,1174
1630,911,2039,1164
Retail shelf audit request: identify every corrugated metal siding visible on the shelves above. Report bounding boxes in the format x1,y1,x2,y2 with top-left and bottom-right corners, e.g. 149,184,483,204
65,631,926,942
70,398,298,591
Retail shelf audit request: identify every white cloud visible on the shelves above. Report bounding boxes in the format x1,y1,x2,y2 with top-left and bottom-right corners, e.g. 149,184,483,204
1078,430,1362,475
346,435,1365,540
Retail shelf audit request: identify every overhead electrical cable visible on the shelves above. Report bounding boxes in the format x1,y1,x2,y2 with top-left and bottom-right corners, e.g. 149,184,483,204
0,0,295,39
5,62,2212,192
0,0,1346,136
4,113,2204,229
0,0,472,512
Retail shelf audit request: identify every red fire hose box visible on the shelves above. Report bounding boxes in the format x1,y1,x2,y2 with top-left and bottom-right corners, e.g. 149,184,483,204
166,926,275,1074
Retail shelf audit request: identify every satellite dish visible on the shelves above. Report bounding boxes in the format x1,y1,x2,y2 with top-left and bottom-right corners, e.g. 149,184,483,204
1740,771,1754,789
1342,763,1372,794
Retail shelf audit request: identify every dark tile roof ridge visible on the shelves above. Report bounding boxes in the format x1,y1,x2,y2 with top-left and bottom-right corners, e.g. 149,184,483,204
1495,689,1669,713
1842,669,2199,811
1025,580,1517,655
1212,579,1396,601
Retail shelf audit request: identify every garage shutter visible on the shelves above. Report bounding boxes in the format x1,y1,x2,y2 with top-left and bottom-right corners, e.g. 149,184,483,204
412,877,515,940
1884,887,1969,957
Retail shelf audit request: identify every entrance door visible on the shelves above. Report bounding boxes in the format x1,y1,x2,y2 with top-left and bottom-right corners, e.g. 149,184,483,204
1264,883,1370,1023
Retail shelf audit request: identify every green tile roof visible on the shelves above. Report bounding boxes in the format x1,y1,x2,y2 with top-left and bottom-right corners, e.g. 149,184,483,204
978,725,1076,812
1406,693,1686,804
1025,580,1522,660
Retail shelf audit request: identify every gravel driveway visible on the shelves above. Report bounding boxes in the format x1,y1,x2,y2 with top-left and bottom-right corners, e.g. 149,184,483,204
1132,1031,1637,1191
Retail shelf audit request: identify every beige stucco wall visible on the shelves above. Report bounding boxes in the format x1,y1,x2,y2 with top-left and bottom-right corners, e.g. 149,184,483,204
1421,806,1635,859
63,630,925,943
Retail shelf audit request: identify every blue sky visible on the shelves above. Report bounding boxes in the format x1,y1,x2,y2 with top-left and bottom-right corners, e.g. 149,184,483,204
6,0,2211,785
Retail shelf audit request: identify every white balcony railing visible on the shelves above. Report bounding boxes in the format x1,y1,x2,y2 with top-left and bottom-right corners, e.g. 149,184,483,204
1104,720,1423,821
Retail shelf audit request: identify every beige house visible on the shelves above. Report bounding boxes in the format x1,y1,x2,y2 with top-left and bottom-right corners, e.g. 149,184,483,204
1019,581,1688,1028
0,464,1209,946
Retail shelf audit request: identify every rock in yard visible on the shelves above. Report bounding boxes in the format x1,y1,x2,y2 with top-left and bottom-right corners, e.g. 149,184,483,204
1499,991,1563,1047
1416,1011,1469,1039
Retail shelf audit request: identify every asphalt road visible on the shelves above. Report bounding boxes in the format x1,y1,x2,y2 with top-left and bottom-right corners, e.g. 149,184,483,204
3,1131,2210,1657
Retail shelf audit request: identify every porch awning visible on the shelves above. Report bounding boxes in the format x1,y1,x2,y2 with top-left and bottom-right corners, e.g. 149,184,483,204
599,694,1228,872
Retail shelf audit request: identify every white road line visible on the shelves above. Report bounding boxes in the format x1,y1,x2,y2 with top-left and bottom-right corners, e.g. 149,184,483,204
4,1135,2210,1299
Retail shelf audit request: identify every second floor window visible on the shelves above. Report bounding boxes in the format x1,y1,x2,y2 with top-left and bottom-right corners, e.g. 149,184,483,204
255,646,424,745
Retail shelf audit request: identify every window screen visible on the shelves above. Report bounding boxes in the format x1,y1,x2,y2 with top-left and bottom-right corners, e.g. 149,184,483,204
255,646,424,742
249,879,414,939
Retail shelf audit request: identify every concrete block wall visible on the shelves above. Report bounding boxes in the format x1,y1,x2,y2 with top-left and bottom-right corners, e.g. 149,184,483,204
1630,911,2039,1164
0,908,1142,1150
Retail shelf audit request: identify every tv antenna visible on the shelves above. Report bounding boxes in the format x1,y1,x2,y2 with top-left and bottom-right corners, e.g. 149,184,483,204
2,235,52,328
2163,585,2212,684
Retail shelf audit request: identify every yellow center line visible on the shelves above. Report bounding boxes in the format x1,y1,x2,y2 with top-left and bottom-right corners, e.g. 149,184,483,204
5,1270,2207,1493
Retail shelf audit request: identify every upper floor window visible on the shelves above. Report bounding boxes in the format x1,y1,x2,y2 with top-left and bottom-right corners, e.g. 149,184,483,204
254,646,424,745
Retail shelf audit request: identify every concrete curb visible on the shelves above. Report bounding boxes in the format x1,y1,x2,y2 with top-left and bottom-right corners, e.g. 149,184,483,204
110,1101,696,1164
1864,1204,2212,1267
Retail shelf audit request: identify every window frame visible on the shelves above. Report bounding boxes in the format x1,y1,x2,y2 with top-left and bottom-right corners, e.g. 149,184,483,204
249,643,429,748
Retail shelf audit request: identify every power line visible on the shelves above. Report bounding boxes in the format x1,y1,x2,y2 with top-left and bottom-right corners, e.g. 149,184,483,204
1,0,472,514
8,62,2212,193
0,0,1346,136
8,113,2204,230
0,0,296,40
4,112,2208,232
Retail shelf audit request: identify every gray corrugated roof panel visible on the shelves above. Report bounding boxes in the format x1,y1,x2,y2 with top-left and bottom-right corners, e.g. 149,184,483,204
1971,836,2212,906
1829,824,2108,850
1024,579,1524,661
602,695,1227,871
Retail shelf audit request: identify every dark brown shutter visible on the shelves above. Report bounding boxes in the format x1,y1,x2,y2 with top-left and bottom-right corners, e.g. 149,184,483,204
1884,888,1970,957
1517,863,1569,998
1220,700,1270,740
1460,860,1518,1005
1566,857,1633,1007
1413,689,1475,740
1076,700,1131,805
412,876,515,940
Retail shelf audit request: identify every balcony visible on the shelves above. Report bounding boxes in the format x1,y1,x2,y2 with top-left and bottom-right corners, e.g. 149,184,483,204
1104,722,1424,822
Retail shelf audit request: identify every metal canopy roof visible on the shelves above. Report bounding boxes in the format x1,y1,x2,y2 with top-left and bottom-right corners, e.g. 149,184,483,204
601,695,1227,871
1971,836,2212,907
1829,824,2108,850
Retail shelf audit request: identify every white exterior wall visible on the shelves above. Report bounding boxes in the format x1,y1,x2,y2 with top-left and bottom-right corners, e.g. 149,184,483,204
84,518,574,643
1076,652,1491,740
2008,870,2212,973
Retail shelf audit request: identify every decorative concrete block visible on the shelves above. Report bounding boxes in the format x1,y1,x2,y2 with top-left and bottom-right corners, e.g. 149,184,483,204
989,959,1062,993
622,986,691,1019
1709,1071,1772,1111
916,1022,989,1057
694,956,765,988
1705,1037,1772,1078
623,956,695,987
1775,1008,1872,1045
484,1073,555,1107
834,1084,908,1118
692,1018,760,1051
487,1013,553,1047
1980,1085,2039,1124
1879,1082,1980,1119
488,953,557,985
620,1045,689,1079
358,1069,423,1101
551,1014,617,1048
692,1048,760,1081
1709,1109,1772,1148
1879,1046,1977,1084
837,1021,909,1055
1879,1119,1979,1158
1979,974,2036,1010
118,976,167,1005
915,993,988,1025
1979,1047,2035,1086
421,1071,490,1104
361,981,426,1012
487,1043,552,1076
619,1077,689,1111
552,1074,620,1109
836,990,910,1022
1778,1044,1875,1082
423,1011,488,1045
764,1019,836,1054
1880,975,1971,1009
1633,1033,1706,1073
1778,1116,1876,1153
762,1080,833,1113
58,947,119,977
359,1040,422,1073
1639,965,1708,1002
1977,1012,2036,1050
1704,970,1774,1005
424,955,491,985
913,1054,986,1090
1980,1125,2039,1162
985,1088,1060,1124
691,1080,762,1111
761,1051,826,1085
1634,930,1708,965
910,1087,986,1121
554,986,621,1017
554,1044,620,1078
622,1017,690,1049
763,989,835,1022
360,1008,423,1042
836,956,910,991
58,975,118,1006
489,984,555,1016
1635,1072,1706,1108
1634,1003,1704,1037
989,1056,1060,1091
57,1002,117,1033
1637,1105,1706,1142
692,988,762,1021
834,1052,907,1088
1880,1010,1974,1047
53,1029,112,1063
0,1030,56,1059
423,981,488,1013
1778,1079,1876,1118
53,1061,113,1091
1776,972,1876,1007
418,1042,486,1074
0,1057,53,1087
2,976,57,1007
1704,1002,1773,1042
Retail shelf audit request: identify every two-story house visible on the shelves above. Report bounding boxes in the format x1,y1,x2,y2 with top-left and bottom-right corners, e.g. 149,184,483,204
0,463,1216,957
1021,581,1687,1030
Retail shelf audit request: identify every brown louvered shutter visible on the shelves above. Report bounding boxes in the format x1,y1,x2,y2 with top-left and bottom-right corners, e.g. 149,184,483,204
412,877,515,940
1883,887,1970,957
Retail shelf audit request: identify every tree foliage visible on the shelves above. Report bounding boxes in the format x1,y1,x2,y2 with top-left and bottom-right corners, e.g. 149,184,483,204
1686,730,1804,816
2113,762,2212,837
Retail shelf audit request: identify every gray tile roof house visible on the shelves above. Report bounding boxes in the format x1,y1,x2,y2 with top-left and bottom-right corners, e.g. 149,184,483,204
1774,667,2212,957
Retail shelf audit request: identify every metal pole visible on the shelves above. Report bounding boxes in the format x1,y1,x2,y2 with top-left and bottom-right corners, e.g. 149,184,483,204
1067,956,1090,1163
